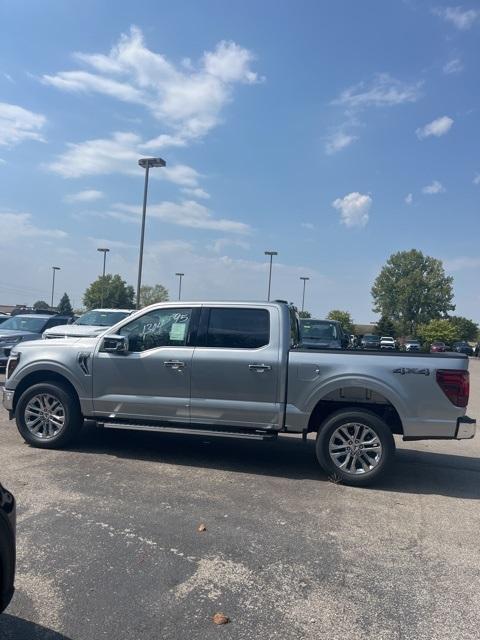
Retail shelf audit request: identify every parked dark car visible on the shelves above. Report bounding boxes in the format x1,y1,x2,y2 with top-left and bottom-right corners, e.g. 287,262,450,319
451,341,474,356
360,334,381,350
0,482,15,613
299,319,348,350
430,341,447,353
0,314,73,367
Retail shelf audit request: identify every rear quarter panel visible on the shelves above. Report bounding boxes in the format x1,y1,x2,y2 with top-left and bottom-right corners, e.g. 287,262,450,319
286,350,469,437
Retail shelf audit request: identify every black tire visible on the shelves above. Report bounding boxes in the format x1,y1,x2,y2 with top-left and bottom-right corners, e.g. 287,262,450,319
15,382,83,449
315,409,395,487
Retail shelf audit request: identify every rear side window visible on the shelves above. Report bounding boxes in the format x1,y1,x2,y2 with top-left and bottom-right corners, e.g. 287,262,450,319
206,308,270,349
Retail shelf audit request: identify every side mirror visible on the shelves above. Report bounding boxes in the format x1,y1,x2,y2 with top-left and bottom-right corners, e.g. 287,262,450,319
100,335,129,354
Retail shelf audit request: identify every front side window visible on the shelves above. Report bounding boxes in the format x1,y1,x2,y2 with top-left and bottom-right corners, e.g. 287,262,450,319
206,308,270,349
118,308,192,352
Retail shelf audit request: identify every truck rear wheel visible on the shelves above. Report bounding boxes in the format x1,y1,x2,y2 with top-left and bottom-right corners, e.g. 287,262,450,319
15,382,83,449
315,409,395,487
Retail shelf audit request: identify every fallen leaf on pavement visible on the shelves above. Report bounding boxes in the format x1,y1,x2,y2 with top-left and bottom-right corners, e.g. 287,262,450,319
212,613,230,625
197,523,207,532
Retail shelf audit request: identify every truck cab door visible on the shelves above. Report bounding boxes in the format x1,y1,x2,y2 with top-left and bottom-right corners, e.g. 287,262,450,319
190,306,282,429
92,306,197,423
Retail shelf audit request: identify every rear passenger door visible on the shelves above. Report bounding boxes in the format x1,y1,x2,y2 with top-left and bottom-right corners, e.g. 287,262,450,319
190,306,281,429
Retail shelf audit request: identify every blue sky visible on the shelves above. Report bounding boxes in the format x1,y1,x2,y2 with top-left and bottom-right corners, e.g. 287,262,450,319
0,0,479,322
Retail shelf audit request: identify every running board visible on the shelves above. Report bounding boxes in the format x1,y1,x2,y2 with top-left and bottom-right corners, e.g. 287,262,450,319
99,421,278,441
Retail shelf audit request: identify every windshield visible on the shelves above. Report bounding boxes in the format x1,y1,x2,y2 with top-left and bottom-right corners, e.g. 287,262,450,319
0,316,46,332
300,320,338,341
75,310,130,327
364,335,379,342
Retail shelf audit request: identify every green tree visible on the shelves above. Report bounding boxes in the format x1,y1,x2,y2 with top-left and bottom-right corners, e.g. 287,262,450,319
417,319,459,346
375,315,398,337
327,309,354,335
139,284,169,308
449,316,479,342
298,310,311,319
33,300,49,310
57,292,73,315
371,249,455,335
83,274,135,310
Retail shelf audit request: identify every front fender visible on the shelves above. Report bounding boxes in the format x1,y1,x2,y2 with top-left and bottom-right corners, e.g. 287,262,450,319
8,359,93,415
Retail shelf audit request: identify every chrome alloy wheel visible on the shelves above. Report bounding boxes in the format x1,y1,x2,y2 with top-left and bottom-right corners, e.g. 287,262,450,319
24,393,66,440
328,422,383,475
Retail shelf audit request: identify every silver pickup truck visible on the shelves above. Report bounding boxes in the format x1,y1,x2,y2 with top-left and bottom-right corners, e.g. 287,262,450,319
2,301,476,486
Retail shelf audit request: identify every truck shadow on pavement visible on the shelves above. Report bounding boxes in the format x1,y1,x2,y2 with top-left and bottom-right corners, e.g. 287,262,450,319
69,422,480,500
0,614,72,640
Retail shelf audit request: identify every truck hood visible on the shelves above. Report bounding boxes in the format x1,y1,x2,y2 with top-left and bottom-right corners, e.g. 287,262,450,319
14,336,98,350
43,324,110,338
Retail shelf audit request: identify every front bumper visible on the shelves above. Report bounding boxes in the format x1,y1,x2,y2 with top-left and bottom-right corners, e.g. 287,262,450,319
456,416,476,439
2,387,14,412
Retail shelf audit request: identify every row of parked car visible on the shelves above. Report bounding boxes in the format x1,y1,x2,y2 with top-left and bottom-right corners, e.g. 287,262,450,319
298,319,478,354
0,308,133,367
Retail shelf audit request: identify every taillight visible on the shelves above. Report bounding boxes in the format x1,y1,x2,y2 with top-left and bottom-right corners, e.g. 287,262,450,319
436,369,469,407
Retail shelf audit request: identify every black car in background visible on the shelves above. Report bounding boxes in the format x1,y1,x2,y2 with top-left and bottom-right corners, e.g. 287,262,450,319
451,341,474,356
0,313,73,367
299,319,349,349
0,482,15,613
360,334,381,350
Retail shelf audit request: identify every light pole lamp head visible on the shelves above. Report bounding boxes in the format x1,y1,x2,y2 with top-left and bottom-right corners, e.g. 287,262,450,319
138,157,166,169
175,272,184,277
264,251,278,257
97,247,110,254
300,276,310,282
52,266,61,271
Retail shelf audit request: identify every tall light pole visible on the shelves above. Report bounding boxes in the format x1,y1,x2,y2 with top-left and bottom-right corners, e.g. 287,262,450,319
300,276,310,313
136,157,166,309
264,251,278,301
51,266,60,309
97,247,110,308
175,272,184,301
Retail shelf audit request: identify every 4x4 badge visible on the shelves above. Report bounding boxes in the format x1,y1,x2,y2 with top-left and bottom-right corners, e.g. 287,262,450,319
393,367,430,376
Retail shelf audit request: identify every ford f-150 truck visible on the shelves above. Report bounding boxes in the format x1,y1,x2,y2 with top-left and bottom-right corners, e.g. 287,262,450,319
1,301,476,486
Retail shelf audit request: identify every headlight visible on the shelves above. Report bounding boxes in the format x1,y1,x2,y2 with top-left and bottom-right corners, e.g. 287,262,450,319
6,352,20,380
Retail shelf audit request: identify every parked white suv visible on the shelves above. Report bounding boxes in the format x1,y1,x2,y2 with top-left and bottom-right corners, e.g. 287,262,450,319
380,336,396,351
43,309,133,339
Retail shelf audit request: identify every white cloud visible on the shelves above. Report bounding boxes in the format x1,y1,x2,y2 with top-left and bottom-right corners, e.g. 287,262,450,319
444,256,480,271
416,116,454,139
182,187,210,199
325,131,358,155
45,131,201,187
87,237,135,249
0,212,67,245
110,199,250,234
405,193,413,205
0,102,46,147
333,73,422,110
42,26,261,144
332,192,372,228
207,237,250,253
422,180,445,194
443,58,463,74
301,222,315,230
433,6,479,30
473,173,480,185
0,158,5,165
64,189,104,203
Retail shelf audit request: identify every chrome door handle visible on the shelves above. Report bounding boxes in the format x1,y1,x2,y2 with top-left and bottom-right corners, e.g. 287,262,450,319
248,364,272,372
164,360,186,370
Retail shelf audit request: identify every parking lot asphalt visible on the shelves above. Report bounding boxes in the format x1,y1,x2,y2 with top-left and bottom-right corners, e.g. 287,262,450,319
0,361,479,640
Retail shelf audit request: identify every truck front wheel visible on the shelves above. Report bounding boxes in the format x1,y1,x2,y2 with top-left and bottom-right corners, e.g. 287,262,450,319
15,382,83,449
315,409,395,487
